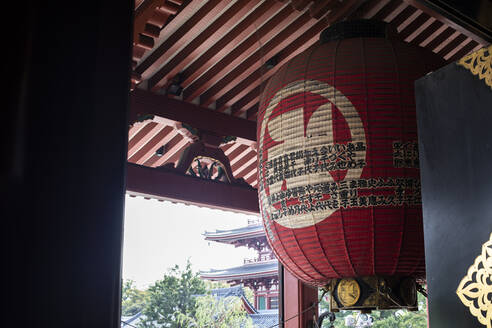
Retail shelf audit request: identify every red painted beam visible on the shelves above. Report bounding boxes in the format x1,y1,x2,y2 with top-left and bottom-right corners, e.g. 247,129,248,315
126,163,260,214
130,89,256,142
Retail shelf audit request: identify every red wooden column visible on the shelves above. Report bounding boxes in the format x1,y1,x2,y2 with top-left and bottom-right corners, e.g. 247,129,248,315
283,269,318,328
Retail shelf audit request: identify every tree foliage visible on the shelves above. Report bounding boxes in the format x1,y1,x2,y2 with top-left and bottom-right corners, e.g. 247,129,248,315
177,295,253,328
121,280,148,316
138,261,206,328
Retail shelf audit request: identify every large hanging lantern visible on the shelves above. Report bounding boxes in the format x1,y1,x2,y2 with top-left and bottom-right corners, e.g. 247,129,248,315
257,20,443,309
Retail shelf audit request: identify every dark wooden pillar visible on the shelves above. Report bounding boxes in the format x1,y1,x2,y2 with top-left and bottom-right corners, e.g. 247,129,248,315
415,49,492,328
1,0,132,327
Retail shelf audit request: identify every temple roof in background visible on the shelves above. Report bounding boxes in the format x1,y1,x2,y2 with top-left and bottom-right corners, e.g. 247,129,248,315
203,223,266,243
200,259,278,281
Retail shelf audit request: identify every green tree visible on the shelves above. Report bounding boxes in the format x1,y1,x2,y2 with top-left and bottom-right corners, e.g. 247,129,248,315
138,261,206,328
121,280,148,316
177,295,254,328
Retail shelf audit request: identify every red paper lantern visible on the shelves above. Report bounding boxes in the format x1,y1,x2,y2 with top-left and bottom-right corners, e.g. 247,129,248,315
257,20,444,286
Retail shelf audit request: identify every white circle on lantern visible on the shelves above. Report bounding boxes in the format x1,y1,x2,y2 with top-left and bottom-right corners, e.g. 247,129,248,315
258,80,366,229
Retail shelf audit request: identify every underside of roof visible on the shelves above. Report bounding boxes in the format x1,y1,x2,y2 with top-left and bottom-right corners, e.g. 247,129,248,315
128,0,490,197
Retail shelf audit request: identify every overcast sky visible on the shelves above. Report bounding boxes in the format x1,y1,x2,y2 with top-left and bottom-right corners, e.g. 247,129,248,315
122,195,259,289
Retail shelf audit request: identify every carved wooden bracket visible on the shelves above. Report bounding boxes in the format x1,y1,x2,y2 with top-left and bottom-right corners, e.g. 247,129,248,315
158,130,250,186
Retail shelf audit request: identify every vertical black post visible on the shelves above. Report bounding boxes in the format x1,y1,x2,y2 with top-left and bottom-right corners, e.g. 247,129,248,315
415,56,492,327
1,0,133,327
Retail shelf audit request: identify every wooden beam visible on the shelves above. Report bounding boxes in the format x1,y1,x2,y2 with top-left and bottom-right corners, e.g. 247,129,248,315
129,89,257,142
126,163,260,214
404,0,491,44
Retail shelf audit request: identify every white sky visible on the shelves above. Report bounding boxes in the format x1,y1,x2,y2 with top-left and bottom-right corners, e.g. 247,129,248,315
122,195,259,289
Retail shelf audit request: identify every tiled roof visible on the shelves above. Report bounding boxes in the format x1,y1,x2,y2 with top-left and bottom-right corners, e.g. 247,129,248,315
200,260,278,280
250,312,279,328
203,224,265,243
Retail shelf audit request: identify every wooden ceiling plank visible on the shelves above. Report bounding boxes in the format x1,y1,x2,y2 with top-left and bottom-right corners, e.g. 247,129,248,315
218,1,364,114
130,89,257,141
396,8,422,32
418,22,448,47
216,29,320,113
230,85,261,116
198,12,316,107
349,0,392,19
309,0,338,20
290,0,312,11
231,150,257,174
126,163,260,214
373,1,406,22
128,123,164,158
400,14,434,42
128,122,158,150
182,5,299,102
387,5,416,27
133,127,178,165
424,26,455,52
226,145,250,166
129,121,148,140
437,33,467,58
433,30,461,53
150,135,189,167
164,142,191,166
224,142,243,156
233,155,258,178
248,177,258,187
143,133,183,167
135,0,228,79
242,167,257,181
447,39,478,62
220,142,234,154
408,19,443,46
403,0,490,45
179,1,283,88
148,0,259,91
230,146,254,167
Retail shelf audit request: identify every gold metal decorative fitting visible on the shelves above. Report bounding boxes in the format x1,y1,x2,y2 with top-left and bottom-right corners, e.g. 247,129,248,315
458,45,492,90
456,233,492,328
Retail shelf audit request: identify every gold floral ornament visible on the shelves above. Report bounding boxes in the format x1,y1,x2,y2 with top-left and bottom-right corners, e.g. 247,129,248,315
458,45,492,90
456,233,492,328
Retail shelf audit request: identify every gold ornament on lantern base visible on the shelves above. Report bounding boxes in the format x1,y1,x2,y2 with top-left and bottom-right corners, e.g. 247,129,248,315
325,276,419,312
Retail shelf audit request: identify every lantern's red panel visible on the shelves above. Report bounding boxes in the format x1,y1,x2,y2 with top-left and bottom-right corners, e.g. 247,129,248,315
257,21,444,286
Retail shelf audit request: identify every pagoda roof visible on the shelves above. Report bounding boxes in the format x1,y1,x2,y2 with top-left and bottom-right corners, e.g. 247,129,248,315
203,224,265,243
200,259,278,281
